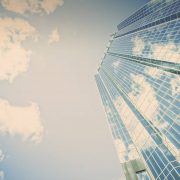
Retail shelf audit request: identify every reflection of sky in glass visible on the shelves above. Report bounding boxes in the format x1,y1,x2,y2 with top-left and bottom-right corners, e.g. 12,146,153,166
116,0,180,36
110,19,180,63
102,52,180,150
96,0,180,179
104,53,179,147
99,53,180,179
95,75,138,163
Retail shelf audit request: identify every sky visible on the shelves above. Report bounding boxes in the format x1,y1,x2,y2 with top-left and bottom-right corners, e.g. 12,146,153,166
0,0,148,180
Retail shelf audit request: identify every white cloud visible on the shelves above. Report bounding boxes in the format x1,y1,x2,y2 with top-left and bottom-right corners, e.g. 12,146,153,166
114,96,155,150
0,150,4,180
1,0,30,14
105,105,112,115
114,139,126,154
132,36,180,63
145,67,162,79
0,18,37,82
158,120,169,130
171,77,180,96
41,0,64,14
0,0,64,14
114,139,139,162
0,171,4,180
132,36,145,56
151,43,180,63
0,150,4,162
112,61,120,68
129,74,159,120
0,98,44,143
48,28,60,45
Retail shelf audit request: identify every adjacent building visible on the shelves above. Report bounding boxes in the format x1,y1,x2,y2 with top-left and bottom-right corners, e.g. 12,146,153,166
95,0,180,179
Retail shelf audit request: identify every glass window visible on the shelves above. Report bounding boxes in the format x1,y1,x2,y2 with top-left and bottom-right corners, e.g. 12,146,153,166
136,171,151,180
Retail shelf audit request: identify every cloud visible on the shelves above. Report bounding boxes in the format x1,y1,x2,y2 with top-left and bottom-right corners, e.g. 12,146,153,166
0,150,4,162
48,28,60,45
41,0,64,14
0,18,37,82
132,36,145,56
151,43,180,63
114,139,126,160
0,150,4,180
112,61,121,68
0,171,4,180
0,98,44,143
114,96,155,150
144,67,162,79
0,0,30,14
114,139,139,163
132,36,180,63
0,0,64,14
171,77,180,96
129,74,159,120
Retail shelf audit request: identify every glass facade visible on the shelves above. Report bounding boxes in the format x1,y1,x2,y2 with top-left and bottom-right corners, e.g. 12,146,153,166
137,171,151,180
95,0,180,179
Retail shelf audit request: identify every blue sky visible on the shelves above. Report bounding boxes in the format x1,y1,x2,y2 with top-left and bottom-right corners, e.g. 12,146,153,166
0,0,148,179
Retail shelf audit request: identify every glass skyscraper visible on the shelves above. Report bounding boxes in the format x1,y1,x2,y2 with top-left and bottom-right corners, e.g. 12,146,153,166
95,0,180,179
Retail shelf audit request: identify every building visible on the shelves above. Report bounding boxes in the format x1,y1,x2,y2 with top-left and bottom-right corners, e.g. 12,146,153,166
95,0,180,179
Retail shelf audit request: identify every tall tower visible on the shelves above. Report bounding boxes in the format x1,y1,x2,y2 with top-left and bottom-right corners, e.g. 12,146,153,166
95,0,180,179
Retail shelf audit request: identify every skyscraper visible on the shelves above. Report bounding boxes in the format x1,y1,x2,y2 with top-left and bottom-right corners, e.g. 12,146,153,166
95,0,180,179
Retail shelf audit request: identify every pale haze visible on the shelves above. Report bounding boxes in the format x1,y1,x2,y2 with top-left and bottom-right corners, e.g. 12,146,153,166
0,0,148,180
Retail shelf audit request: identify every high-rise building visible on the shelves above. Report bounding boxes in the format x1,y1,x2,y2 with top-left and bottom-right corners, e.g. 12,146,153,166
95,0,180,179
